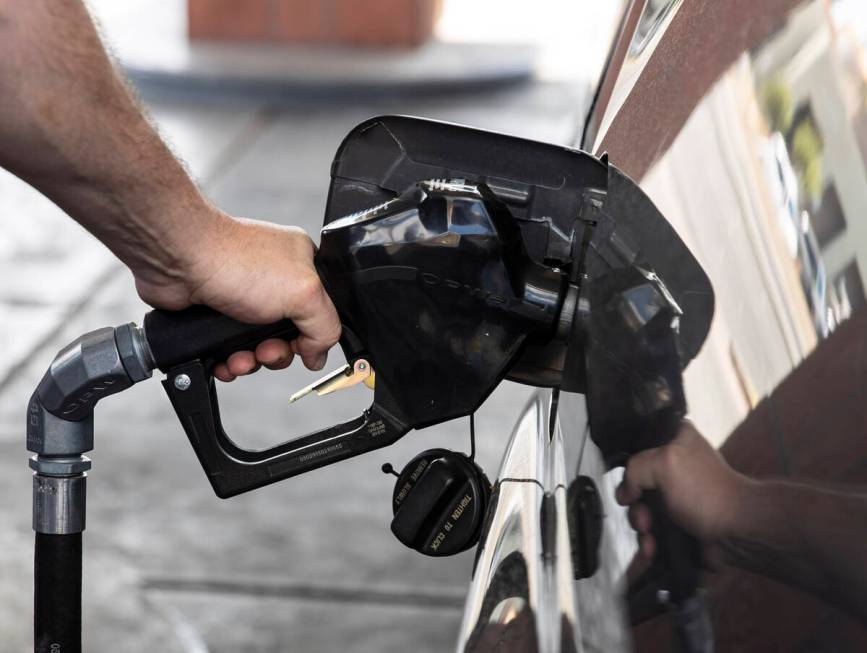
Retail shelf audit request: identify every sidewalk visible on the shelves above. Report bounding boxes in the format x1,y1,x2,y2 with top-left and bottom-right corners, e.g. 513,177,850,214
0,81,588,651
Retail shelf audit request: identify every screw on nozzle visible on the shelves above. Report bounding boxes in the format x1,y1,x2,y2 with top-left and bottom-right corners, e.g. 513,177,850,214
381,463,399,477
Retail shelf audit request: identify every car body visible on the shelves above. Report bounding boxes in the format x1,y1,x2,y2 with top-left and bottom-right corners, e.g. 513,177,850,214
458,1,867,651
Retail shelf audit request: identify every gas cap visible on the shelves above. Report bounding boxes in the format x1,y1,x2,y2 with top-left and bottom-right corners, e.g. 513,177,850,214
388,449,490,557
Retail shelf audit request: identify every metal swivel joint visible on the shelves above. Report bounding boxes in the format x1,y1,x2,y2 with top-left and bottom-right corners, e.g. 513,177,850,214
26,323,154,535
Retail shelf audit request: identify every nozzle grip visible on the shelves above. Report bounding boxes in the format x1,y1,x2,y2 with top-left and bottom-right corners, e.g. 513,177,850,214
144,306,299,372
644,490,702,603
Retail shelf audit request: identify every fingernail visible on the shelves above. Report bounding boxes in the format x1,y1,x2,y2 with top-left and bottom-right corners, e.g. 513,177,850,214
314,354,327,371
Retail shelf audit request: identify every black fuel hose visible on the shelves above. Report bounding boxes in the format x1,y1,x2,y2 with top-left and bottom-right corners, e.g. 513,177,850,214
34,533,82,653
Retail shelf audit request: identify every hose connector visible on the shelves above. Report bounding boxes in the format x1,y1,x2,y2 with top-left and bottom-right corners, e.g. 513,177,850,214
27,323,153,534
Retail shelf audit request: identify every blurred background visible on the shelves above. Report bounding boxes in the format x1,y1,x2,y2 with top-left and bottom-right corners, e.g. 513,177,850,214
0,1,621,651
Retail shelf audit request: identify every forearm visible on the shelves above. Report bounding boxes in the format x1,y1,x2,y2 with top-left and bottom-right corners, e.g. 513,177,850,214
0,0,340,367
0,0,221,280
722,479,867,621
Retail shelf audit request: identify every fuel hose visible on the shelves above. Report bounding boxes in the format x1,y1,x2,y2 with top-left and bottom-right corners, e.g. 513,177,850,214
34,533,82,653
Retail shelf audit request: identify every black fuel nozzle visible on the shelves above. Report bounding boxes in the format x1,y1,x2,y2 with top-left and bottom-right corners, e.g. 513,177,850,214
582,265,712,652
583,266,687,467
144,180,569,499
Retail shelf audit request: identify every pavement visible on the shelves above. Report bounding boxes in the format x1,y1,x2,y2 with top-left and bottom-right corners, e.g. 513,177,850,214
0,80,589,651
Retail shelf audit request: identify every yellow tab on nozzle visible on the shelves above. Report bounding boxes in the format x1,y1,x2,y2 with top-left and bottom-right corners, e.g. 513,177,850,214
288,359,373,403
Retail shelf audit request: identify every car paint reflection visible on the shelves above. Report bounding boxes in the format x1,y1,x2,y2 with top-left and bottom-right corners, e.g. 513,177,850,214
583,0,867,649
461,1,867,650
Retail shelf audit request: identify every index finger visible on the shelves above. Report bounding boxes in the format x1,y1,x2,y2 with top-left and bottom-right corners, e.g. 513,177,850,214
287,280,342,370
616,446,665,506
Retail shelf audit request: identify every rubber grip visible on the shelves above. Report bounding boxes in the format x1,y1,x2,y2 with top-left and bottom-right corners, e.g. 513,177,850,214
143,306,299,372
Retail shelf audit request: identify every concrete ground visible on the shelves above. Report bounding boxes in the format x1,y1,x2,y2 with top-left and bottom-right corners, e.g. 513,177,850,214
0,82,588,652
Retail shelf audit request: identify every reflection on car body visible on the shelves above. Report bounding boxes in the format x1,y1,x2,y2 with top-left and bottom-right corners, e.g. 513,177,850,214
760,131,801,258
797,209,829,337
459,0,867,651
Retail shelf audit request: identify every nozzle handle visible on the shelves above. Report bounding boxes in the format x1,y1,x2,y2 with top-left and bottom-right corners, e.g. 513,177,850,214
143,307,411,498
644,490,703,603
160,359,408,497
144,306,299,372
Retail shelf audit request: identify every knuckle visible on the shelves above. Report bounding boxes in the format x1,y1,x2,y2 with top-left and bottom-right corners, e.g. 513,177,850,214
284,226,315,251
293,274,324,305
658,445,681,475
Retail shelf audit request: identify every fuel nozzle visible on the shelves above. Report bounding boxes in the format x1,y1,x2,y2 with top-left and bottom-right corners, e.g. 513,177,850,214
583,265,686,466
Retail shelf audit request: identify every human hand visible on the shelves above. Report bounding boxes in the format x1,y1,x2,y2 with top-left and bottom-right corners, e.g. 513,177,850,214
615,421,749,566
133,212,341,381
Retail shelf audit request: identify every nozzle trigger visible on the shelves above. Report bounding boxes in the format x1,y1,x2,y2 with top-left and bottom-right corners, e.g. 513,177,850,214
288,358,373,403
